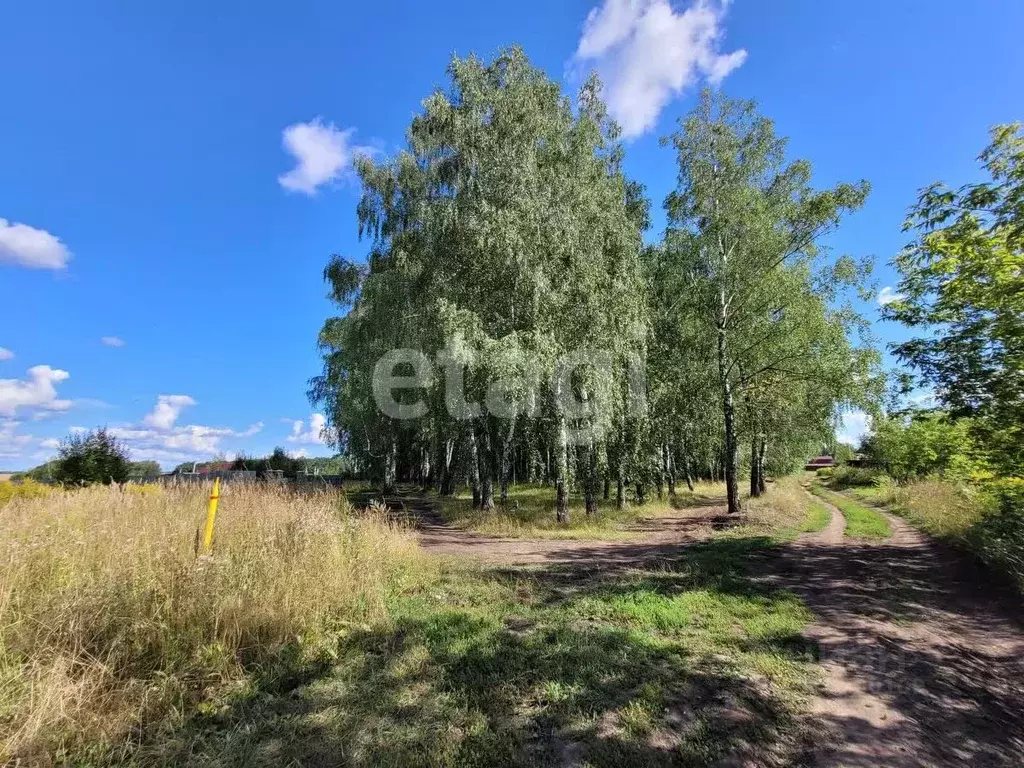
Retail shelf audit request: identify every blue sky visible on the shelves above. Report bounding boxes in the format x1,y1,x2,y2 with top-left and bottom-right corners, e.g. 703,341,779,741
2,0,1022,468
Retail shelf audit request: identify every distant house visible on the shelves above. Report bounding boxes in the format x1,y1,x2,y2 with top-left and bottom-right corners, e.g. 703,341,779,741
804,455,836,471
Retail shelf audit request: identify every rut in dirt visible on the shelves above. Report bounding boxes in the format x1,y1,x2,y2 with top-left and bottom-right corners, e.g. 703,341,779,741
765,498,1024,768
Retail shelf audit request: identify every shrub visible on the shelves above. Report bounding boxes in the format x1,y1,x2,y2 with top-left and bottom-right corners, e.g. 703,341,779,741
52,428,131,487
828,465,881,489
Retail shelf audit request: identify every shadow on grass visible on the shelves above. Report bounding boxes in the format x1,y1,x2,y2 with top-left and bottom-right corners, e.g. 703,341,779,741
138,527,1024,767
144,535,824,767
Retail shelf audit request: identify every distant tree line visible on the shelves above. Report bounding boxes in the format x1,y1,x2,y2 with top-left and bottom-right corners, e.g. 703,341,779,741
171,448,355,479
15,433,352,486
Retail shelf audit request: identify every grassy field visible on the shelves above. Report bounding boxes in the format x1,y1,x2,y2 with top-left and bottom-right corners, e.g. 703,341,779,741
1,479,827,765
809,486,891,539
0,483,427,764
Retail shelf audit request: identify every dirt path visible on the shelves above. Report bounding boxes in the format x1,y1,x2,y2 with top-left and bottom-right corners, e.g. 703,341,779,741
771,498,1024,767
416,504,733,566
402,493,1024,766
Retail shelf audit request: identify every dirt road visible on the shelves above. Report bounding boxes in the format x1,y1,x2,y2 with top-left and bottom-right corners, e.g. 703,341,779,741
411,496,1024,766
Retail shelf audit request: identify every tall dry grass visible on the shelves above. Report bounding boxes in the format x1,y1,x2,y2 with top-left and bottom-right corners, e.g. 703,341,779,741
0,482,426,763
892,478,982,540
891,478,1024,587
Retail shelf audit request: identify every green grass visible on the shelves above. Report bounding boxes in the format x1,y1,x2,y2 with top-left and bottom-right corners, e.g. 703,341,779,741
800,500,833,533
143,532,821,767
844,485,890,505
810,486,891,539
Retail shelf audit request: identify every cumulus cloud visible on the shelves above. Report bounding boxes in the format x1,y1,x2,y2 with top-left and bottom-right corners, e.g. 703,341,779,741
287,413,328,445
143,394,197,430
111,397,264,464
0,365,73,418
572,0,747,137
278,119,373,195
0,218,72,270
0,348,13,361
877,286,904,306
101,336,125,347
39,437,62,450
836,410,871,448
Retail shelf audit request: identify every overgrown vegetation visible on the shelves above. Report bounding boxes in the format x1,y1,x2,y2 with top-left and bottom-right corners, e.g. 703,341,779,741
847,122,1024,581
160,552,820,767
883,122,1024,476
0,483,425,762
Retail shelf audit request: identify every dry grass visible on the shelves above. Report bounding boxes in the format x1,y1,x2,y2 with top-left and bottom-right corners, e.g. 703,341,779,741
891,479,983,539
0,482,427,764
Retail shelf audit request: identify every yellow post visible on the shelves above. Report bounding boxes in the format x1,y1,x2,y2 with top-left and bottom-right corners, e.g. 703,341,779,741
202,477,221,552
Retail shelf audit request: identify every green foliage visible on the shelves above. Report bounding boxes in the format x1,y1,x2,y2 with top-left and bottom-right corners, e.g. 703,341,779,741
831,443,856,465
311,47,647,514
309,62,882,521
53,427,131,487
11,460,60,483
885,123,1024,473
660,90,882,512
128,460,161,479
828,465,883,489
858,412,984,481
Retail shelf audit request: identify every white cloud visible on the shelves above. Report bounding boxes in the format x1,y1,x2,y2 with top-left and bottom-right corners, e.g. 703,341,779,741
0,347,13,361
101,336,125,347
877,286,904,306
0,218,72,270
836,410,871,447
572,0,746,138
0,365,73,418
278,119,372,195
237,421,264,438
906,390,938,410
39,437,62,450
287,413,328,445
0,420,34,459
110,396,264,465
143,394,197,430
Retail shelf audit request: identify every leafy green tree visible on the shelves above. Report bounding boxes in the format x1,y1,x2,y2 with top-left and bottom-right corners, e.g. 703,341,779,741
53,428,131,487
663,90,874,513
128,461,161,480
860,413,982,481
312,48,647,521
884,123,1024,474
